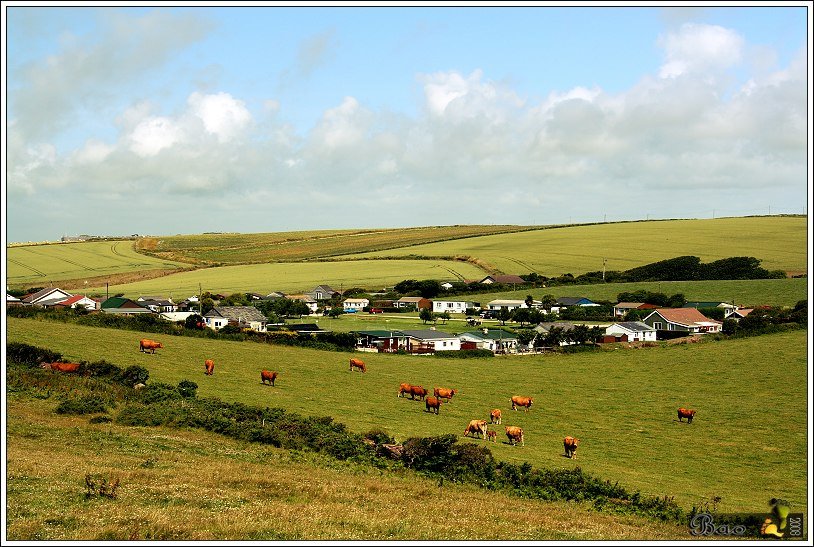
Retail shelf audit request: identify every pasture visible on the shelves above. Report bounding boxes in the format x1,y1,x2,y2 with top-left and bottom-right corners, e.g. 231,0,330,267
83,259,488,299
5,398,686,540
6,240,188,288
346,217,808,277
7,317,808,515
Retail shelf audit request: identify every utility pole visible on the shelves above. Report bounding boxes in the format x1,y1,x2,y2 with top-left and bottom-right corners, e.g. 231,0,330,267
602,258,607,282
199,283,203,316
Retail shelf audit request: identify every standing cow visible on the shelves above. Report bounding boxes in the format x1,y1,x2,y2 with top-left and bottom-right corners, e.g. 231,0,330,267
410,385,428,401
563,436,580,459
511,396,533,412
490,409,502,424
677,407,697,423
139,339,163,354
204,359,215,376
486,430,498,442
433,387,457,402
261,370,278,386
398,383,413,398
505,426,525,446
425,396,442,415
463,419,488,439
349,358,367,373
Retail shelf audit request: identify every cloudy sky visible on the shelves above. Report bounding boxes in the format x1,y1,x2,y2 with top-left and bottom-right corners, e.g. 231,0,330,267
3,3,810,243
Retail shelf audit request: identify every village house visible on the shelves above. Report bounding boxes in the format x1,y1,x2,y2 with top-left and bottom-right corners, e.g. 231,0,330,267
342,298,369,312
353,330,409,353
486,299,535,312
307,285,339,302
137,296,178,313
204,306,268,332
458,328,518,353
432,299,477,314
603,321,657,342
550,297,599,314
400,329,461,353
479,274,526,285
612,302,659,318
100,297,154,315
53,294,99,311
725,308,755,321
21,287,73,307
286,295,319,314
642,308,722,336
394,296,431,310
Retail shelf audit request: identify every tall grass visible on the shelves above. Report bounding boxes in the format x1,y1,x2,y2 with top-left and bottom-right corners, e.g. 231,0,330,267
7,317,807,515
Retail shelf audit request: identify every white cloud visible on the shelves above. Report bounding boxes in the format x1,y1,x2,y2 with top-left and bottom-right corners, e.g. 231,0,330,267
74,139,114,164
188,92,252,142
658,23,744,78
128,116,183,157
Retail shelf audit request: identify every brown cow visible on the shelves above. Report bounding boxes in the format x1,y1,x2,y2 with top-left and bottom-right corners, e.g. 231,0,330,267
511,396,533,412
463,419,488,439
139,339,163,354
410,385,428,401
433,387,457,402
505,426,525,446
486,430,498,442
261,370,278,386
398,383,413,398
349,358,367,373
678,407,697,423
563,436,580,459
490,408,502,424
40,362,81,373
425,396,442,415
204,359,215,376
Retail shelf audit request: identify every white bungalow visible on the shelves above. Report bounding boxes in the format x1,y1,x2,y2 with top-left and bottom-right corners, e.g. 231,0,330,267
343,298,370,312
432,300,477,314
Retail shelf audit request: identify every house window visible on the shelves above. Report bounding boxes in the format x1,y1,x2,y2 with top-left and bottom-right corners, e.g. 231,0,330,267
653,322,662,330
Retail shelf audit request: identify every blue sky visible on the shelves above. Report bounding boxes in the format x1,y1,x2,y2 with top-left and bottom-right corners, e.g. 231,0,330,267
3,3,810,242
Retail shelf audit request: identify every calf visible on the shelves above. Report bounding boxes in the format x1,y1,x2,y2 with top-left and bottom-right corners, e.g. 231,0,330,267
425,396,442,415
677,407,697,423
261,370,278,386
463,419,488,439
490,408,502,424
505,426,525,446
204,359,215,376
563,436,580,459
486,430,498,442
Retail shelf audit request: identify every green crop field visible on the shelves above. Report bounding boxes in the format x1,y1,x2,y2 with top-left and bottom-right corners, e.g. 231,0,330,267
139,225,533,265
6,241,188,287
84,259,488,299
8,317,807,516
472,278,809,309
346,217,808,276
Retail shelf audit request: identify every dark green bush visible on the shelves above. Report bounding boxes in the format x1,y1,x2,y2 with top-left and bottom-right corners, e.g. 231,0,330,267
6,342,62,368
139,382,181,404
89,416,113,424
118,365,149,386
177,380,198,398
435,349,494,359
55,395,107,415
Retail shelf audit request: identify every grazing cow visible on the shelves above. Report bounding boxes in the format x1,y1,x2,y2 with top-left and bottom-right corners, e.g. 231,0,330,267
133,383,146,391
563,436,580,459
505,426,525,446
677,407,697,423
463,419,488,439
261,370,278,386
40,362,81,373
398,383,413,398
204,359,215,376
511,396,533,412
410,385,428,401
139,339,163,354
349,358,367,373
486,430,498,442
490,408,502,424
433,387,457,402
425,396,442,414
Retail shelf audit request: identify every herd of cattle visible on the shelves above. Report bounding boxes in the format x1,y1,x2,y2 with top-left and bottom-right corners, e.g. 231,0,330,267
37,338,698,461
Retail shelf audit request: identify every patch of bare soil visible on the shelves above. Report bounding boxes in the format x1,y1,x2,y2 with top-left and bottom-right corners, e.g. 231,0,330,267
16,268,197,292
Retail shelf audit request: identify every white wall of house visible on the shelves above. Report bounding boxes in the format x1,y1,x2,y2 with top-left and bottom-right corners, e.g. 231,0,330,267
487,300,527,311
605,324,657,342
429,338,461,351
432,300,474,314
343,299,369,310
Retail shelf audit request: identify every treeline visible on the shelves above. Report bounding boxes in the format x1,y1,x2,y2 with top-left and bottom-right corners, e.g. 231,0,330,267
5,306,357,352
7,342,684,524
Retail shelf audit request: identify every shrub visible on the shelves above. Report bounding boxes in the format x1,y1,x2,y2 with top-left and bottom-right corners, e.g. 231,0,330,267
118,365,149,387
139,382,181,404
363,428,395,445
177,380,198,398
435,349,493,359
84,360,123,379
55,395,107,415
6,342,62,368
89,416,113,424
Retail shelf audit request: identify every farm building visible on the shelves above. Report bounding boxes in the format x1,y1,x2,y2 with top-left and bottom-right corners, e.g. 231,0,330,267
603,321,657,342
642,308,722,337
204,306,268,332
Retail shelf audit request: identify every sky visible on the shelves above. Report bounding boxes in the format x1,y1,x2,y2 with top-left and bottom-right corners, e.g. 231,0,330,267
2,2,811,243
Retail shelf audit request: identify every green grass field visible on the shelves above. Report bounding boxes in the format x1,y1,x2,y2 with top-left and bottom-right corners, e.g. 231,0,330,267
8,317,807,516
84,259,488,299
7,241,188,287
6,397,687,540
346,217,808,276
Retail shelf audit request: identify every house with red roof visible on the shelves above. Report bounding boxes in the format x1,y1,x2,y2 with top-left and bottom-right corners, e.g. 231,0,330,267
641,308,722,337
53,294,99,311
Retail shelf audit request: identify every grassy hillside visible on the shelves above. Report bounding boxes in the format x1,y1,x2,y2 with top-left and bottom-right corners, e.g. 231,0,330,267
8,317,807,515
346,217,808,276
6,397,687,540
6,240,189,288
139,225,533,265
84,259,488,299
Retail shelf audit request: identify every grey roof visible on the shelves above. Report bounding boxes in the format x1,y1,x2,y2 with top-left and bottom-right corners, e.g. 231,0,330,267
205,306,267,323
22,287,70,304
401,329,457,340
556,297,592,306
612,321,656,332
535,322,578,333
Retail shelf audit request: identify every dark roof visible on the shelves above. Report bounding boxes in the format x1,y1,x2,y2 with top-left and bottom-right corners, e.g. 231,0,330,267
205,306,267,323
556,297,594,306
401,329,457,340
481,274,526,284
354,330,407,338
101,297,145,309
535,322,578,332
22,287,70,304
611,322,656,332
461,329,517,341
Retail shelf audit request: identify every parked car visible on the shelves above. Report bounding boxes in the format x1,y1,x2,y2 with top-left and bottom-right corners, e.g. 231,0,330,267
479,310,497,319
368,308,384,314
